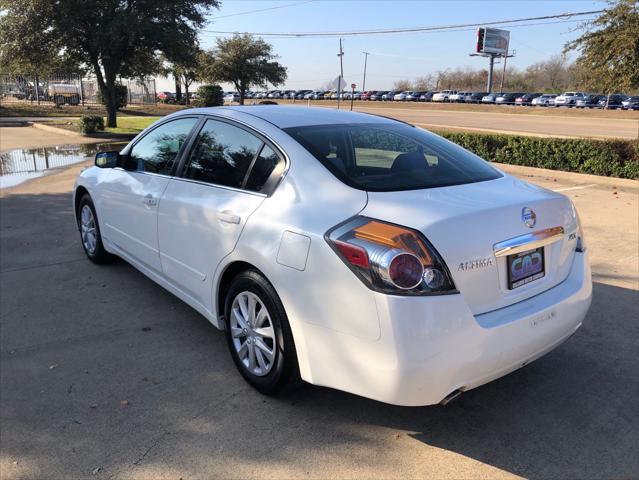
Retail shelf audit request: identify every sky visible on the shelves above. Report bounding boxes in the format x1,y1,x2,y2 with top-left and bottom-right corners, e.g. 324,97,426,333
157,0,607,91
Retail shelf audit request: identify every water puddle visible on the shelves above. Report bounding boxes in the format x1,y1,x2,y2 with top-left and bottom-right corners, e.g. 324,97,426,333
1,142,126,188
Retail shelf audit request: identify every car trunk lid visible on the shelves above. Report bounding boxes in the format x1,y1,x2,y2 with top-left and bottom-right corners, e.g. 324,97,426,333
361,174,580,315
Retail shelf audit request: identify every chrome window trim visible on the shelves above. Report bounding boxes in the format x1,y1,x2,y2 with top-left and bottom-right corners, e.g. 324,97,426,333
169,176,268,198
493,226,565,258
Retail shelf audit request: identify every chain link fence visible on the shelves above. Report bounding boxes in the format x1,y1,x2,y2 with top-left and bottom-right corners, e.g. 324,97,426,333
0,74,156,107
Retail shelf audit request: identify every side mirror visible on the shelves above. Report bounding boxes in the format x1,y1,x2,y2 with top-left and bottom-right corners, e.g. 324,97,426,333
95,151,120,168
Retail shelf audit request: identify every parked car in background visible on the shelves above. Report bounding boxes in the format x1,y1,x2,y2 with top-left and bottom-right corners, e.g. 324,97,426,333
495,93,524,105
575,94,604,108
554,92,585,107
481,93,499,104
393,91,412,101
531,94,557,106
419,91,436,102
515,93,541,106
406,91,425,101
448,91,467,102
432,90,457,102
371,91,388,101
464,92,488,103
597,94,626,109
382,91,398,101
621,95,639,110
224,92,240,103
79,105,591,406
360,91,377,101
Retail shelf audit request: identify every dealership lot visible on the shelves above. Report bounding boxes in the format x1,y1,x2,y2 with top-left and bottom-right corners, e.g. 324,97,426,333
0,159,637,479
302,103,639,139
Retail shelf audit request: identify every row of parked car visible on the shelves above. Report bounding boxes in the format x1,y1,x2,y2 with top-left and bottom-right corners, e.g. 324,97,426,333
226,88,639,110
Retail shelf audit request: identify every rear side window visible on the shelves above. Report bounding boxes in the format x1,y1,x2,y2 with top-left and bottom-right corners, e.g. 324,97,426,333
245,145,285,193
184,119,263,189
129,117,198,174
284,123,501,192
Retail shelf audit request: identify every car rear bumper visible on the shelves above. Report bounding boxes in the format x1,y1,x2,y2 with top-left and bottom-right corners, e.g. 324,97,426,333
301,251,591,406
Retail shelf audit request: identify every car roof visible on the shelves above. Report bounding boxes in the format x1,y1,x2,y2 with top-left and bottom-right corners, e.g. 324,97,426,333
174,105,400,128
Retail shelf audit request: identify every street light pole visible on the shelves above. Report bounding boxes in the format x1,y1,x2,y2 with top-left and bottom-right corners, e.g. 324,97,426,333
362,51,370,92
337,38,344,110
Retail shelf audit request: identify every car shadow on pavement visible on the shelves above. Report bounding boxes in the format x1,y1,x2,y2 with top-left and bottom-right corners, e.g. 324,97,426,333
1,191,638,479
281,281,639,479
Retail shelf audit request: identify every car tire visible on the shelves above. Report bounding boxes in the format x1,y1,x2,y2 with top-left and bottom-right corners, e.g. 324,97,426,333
77,194,114,264
224,269,301,395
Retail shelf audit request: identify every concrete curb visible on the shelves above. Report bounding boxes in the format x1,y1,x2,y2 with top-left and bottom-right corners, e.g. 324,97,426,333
493,162,639,190
30,121,136,141
31,121,82,137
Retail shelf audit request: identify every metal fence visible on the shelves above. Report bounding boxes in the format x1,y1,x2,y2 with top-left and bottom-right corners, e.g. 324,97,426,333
0,73,156,106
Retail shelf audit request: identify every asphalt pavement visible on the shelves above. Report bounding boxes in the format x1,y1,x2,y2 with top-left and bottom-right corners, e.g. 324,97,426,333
296,103,639,139
1,160,638,479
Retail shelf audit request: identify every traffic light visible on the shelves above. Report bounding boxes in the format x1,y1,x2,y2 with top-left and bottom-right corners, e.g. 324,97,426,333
477,27,485,53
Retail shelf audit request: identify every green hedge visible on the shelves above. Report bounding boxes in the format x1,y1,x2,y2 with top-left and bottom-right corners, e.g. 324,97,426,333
437,131,639,179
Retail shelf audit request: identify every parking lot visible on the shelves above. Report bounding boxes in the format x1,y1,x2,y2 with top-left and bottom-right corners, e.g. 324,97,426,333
1,158,637,479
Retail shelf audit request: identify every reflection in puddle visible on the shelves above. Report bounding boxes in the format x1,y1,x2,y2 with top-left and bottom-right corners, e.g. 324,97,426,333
0,142,126,188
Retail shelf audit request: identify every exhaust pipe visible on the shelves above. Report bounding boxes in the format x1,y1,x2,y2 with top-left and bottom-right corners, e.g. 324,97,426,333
439,389,463,406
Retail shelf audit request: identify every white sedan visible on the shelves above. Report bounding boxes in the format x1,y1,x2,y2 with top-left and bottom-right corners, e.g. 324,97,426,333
75,106,592,406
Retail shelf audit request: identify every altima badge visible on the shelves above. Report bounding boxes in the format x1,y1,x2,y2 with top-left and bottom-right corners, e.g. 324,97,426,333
458,258,494,271
522,207,536,228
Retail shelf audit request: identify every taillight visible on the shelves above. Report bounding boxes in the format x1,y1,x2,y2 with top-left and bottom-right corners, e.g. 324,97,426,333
326,217,456,295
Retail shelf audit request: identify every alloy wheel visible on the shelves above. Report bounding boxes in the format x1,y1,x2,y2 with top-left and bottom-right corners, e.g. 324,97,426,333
230,291,276,376
80,205,97,254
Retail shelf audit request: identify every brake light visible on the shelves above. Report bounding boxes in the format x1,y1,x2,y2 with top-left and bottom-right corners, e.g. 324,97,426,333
326,217,456,295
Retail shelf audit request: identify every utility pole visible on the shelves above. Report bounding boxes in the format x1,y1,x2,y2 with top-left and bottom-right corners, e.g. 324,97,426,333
337,38,344,110
362,51,370,92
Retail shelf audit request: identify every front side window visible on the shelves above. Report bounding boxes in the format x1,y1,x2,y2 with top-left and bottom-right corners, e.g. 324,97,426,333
129,117,198,174
284,123,502,191
184,119,263,189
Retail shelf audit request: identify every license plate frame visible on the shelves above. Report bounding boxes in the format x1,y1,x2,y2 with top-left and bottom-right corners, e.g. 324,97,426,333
507,247,545,290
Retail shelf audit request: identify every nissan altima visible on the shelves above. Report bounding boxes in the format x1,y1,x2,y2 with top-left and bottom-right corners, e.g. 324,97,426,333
74,106,592,406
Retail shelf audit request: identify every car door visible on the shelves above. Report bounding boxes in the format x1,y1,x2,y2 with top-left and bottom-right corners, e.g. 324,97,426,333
157,117,286,310
98,116,199,272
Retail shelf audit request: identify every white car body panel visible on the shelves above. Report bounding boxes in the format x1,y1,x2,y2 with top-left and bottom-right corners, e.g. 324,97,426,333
432,90,457,102
74,106,592,406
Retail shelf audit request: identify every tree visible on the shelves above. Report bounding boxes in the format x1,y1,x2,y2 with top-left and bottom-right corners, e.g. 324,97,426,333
199,34,287,105
393,79,413,91
565,0,639,93
0,0,219,127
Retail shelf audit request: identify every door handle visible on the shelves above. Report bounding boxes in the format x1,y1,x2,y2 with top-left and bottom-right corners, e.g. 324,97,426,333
218,210,241,224
143,194,158,207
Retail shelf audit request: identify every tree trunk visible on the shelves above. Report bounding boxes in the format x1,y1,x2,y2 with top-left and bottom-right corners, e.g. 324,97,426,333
239,88,245,105
175,77,182,102
106,86,118,128
93,61,118,128
184,81,190,105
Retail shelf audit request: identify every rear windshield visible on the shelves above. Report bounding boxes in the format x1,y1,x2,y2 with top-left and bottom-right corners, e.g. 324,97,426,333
284,123,502,191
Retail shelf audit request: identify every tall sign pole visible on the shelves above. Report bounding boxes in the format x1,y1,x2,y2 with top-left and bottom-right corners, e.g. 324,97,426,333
487,55,495,93
337,38,344,110
362,51,370,92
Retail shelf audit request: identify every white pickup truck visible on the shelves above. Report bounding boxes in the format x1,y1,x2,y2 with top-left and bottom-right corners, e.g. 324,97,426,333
432,90,457,102
554,92,585,107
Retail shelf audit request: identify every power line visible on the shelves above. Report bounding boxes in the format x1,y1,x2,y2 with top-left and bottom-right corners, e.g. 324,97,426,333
200,17,595,39
201,9,602,37
207,0,316,21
